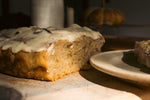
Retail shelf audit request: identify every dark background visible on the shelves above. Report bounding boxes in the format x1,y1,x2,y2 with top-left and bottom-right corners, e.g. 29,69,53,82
0,0,150,38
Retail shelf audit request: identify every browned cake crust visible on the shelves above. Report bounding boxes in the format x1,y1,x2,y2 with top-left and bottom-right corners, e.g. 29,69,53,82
0,36,104,81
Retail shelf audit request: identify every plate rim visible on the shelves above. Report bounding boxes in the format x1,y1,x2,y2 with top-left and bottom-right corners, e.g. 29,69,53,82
90,49,150,85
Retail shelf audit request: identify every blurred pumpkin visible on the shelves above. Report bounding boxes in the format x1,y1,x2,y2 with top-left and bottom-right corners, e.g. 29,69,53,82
82,8,125,26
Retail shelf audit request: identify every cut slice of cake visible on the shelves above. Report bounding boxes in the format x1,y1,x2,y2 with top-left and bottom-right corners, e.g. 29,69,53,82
0,24,105,81
134,40,150,68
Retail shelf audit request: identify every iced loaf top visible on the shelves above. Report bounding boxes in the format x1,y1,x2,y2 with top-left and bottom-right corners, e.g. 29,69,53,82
0,24,102,53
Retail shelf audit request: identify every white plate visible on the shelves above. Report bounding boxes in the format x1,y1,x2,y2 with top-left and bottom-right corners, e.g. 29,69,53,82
90,49,150,86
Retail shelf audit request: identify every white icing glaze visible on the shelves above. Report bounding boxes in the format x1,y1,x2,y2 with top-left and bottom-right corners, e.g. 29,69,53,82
0,24,102,53
46,43,54,55
47,43,54,53
52,49,55,55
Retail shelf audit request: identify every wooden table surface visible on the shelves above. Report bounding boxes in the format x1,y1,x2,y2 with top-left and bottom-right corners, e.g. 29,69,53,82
0,35,150,100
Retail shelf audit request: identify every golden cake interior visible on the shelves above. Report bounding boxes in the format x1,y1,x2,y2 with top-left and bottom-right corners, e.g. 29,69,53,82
0,36,104,81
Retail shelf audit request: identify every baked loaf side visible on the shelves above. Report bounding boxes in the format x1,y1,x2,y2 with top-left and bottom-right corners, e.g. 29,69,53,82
0,24,105,81
134,40,150,68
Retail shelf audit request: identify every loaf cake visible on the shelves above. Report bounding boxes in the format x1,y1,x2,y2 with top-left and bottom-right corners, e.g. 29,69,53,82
134,40,150,68
0,24,105,81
